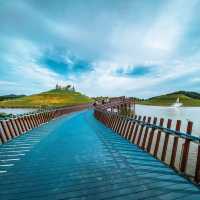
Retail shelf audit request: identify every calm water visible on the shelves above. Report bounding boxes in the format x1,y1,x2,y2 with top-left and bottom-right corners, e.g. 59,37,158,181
134,104,200,136
0,108,36,115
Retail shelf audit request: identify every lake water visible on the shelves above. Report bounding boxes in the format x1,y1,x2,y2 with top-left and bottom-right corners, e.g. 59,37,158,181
134,104,200,136
0,108,37,115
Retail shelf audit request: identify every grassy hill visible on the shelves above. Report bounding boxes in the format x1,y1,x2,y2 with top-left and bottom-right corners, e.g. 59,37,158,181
0,94,26,101
0,89,93,108
137,91,200,107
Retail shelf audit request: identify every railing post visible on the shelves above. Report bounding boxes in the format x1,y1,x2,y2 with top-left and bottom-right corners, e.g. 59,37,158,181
127,115,137,140
15,118,23,134
124,115,134,139
180,121,193,173
112,114,119,130
6,120,16,138
195,145,200,183
24,116,31,130
34,114,40,127
0,121,12,140
147,117,157,153
28,115,35,129
107,112,113,128
114,115,122,132
0,122,7,143
10,119,20,136
22,116,29,131
18,117,26,133
122,117,131,137
154,118,164,157
161,119,172,162
137,116,146,145
141,117,151,149
170,120,181,169
131,116,142,143
119,116,127,136
116,116,123,133
120,117,128,136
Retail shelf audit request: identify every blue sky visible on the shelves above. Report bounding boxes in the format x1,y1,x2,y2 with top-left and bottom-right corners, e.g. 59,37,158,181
1,0,200,98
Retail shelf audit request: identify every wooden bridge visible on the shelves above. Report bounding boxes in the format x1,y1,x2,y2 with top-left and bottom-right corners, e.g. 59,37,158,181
0,99,200,199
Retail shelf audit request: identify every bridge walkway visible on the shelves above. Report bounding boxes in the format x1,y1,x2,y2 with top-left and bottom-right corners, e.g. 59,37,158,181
0,110,200,200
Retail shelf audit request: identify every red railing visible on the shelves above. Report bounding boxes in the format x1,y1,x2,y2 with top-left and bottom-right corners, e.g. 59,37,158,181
94,107,200,184
0,104,90,144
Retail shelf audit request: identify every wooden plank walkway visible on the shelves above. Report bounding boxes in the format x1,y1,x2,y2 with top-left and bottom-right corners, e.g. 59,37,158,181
0,110,200,200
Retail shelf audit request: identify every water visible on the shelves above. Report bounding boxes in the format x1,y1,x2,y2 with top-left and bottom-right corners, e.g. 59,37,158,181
0,108,37,115
134,104,200,136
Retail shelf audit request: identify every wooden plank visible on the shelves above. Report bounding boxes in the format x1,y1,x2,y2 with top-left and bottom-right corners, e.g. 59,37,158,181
122,118,129,137
18,117,26,133
24,116,31,130
0,122,7,143
0,121,12,140
124,119,133,139
146,117,157,152
22,117,29,131
141,117,151,150
170,120,181,169
195,145,200,183
112,115,118,131
153,118,164,157
10,119,20,136
116,116,123,133
15,118,23,134
120,117,127,136
161,119,172,162
180,121,193,173
115,116,123,133
137,116,146,145
6,120,16,138
131,116,142,143
127,115,137,140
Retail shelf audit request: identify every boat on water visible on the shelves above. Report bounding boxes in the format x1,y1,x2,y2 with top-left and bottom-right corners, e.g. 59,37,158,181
172,97,183,107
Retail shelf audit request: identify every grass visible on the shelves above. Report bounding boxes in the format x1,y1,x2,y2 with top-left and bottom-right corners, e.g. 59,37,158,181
137,93,200,107
0,89,93,108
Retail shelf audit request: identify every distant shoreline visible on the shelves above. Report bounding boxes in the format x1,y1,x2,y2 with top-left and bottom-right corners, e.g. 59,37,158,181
135,102,200,107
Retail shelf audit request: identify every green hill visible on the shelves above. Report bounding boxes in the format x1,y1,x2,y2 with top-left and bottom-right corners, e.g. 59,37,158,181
0,89,93,108
0,94,26,101
137,91,200,107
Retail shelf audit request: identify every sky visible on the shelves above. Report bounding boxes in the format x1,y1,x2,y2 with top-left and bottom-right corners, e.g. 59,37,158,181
1,0,200,98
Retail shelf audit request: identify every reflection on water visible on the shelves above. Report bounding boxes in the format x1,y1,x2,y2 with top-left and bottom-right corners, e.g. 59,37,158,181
0,108,36,115
134,105,200,136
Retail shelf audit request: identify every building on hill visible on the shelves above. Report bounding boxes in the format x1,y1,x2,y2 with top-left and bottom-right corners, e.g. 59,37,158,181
56,84,62,90
55,84,75,91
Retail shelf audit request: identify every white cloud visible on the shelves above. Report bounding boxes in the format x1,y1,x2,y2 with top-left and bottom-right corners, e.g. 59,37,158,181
0,38,70,95
0,80,17,86
1,0,200,97
73,59,200,97
145,0,197,56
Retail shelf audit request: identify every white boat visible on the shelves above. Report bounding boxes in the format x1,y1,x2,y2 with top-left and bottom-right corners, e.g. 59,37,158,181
172,97,183,107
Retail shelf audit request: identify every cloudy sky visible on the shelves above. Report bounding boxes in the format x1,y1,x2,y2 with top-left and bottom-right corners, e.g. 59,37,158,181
1,0,200,98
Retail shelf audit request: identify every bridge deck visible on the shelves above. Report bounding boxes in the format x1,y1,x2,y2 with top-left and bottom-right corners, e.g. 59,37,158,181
0,110,200,200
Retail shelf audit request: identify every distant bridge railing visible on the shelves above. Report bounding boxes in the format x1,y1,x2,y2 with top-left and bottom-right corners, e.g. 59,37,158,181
0,104,90,145
95,98,133,113
94,105,200,185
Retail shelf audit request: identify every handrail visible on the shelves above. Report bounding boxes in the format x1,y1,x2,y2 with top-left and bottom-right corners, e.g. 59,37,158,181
94,103,200,184
0,104,90,144
0,104,90,121
95,106,200,144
